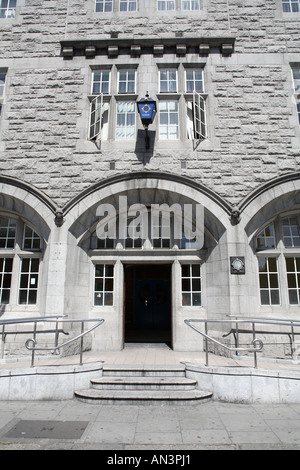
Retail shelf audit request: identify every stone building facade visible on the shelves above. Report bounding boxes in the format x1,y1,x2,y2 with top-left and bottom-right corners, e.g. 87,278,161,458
0,0,299,356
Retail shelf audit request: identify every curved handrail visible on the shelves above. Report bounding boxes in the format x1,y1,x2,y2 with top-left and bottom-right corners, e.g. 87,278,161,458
184,319,264,368
0,316,105,367
25,319,105,353
184,319,264,353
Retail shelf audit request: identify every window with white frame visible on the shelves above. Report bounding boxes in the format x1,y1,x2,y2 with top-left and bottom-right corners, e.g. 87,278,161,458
185,68,207,140
120,0,136,11
0,0,16,18
19,258,40,305
182,0,200,10
159,69,177,93
292,66,300,124
181,264,201,306
89,70,111,141
92,70,110,95
282,0,300,12
118,69,136,94
95,0,113,11
116,101,136,140
159,100,179,140
258,256,280,305
256,223,276,250
0,258,13,304
157,0,175,10
282,216,300,247
185,69,204,93
286,257,300,304
255,213,300,306
94,264,114,306
0,215,42,307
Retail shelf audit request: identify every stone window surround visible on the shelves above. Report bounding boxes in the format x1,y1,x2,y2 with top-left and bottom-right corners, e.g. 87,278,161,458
92,0,202,13
88,62,207,143
255,212,300,307
0,213,43,311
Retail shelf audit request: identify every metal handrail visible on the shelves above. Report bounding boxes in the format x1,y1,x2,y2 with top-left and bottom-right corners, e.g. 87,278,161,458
184,319,264,368
227,315,300,363
0,316,105,367
185,316,300,368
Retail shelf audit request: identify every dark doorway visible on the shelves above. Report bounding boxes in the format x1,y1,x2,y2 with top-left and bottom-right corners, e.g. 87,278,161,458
124,264,172,345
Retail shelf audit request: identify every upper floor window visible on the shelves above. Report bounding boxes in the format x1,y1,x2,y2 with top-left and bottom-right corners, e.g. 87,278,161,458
118,69,136,94
185,69,204,93
96,0,113,11
92,70,110,94
159,100,179,140
89,64,207,144
158,0,175,10
159,69,177,93
0,0,16,18
120,0,136,11
292,66,300,124
182,0,200,10
282,0,300,11
116,101,136,140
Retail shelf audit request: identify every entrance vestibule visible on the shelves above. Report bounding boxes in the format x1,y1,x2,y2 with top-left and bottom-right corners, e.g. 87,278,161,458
124,264,172,346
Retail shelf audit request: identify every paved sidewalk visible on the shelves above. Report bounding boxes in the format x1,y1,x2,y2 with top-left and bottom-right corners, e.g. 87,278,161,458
0,399,300,450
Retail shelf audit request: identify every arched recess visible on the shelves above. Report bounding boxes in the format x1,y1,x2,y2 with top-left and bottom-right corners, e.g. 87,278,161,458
0,176,57,317
0,175,56,241
63,172,232,351
243,173,300,241
242,173,300,322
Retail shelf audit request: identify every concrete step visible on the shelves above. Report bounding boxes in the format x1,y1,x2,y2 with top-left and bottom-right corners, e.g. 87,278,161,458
74,388,213,405
91,376,198,391
74,364,213,405
102,364,186,377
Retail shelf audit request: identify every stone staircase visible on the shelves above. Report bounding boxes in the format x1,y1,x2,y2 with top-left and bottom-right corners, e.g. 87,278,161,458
74,364,212,405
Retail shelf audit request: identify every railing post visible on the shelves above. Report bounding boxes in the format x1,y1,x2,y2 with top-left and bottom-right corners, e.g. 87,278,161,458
80,321,84,365
235,321,240,356
31,321,37,367
252,322,257,368
1,324,5,359
291,322,296,360
205,321,209,366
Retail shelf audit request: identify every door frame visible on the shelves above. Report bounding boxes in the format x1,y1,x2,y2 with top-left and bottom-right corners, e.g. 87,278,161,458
122,262,173,348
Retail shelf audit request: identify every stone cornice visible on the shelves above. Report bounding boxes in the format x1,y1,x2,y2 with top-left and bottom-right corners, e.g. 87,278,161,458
60,36,235,59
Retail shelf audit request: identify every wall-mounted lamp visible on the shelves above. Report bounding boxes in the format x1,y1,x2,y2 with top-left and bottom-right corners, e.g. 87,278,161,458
137,93,157,150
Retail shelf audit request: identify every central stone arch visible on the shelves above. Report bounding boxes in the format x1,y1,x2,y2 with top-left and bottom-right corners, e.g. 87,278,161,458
62,173,232,351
